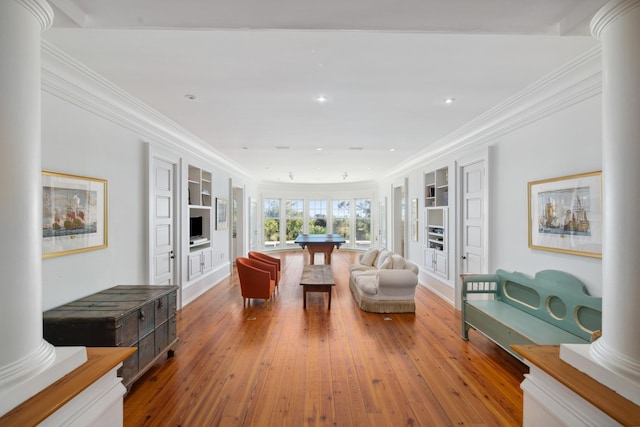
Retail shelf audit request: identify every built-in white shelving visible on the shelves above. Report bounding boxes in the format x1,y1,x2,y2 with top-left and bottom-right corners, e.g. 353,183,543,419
187,165,213,280
424,167,449,279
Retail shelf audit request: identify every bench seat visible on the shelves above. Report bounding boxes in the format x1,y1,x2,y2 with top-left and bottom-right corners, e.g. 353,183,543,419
466,300,588,357
461,269,602,361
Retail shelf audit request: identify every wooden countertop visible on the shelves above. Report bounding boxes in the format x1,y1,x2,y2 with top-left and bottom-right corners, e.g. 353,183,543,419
513,345,640,426
0,347,135,426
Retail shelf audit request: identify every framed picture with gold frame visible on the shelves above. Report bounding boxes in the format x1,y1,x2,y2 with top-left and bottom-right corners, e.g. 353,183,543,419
42,171,108,258
528,170,602,258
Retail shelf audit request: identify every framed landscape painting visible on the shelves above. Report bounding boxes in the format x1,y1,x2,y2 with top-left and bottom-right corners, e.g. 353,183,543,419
42,171,108,258
528,170,602,258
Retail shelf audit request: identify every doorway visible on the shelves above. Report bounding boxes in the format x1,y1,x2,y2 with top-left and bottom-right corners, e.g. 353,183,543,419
393,182,406,256
149,151,179,291
232,186,245,264
458,158,487,309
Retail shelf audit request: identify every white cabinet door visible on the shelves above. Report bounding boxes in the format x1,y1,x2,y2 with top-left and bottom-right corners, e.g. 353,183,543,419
424,248,435,272
188,252,203,280
202,248,214,274
435,252,448,277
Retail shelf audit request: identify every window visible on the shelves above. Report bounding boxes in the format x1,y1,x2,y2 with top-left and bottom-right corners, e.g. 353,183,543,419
332,199,350,244
308,200,327,234
355,198,371,249
285,199,304,246
261,197,372,251
263,198,280,248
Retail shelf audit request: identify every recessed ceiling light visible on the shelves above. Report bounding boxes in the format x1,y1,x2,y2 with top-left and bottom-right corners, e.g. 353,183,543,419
316,147,323,151
389,148,396,152
444,97,455,104
315,95,328,103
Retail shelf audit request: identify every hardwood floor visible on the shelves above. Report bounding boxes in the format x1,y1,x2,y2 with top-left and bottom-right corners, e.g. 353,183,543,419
124,251,527,426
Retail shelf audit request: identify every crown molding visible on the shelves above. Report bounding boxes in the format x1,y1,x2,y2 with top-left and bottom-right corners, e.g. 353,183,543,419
40,39,602,187
591,0,640,39
40,40,254,181
15,0,54,30
383,44,603,180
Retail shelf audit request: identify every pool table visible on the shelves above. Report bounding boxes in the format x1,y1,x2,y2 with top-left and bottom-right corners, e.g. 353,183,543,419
294,233,346,264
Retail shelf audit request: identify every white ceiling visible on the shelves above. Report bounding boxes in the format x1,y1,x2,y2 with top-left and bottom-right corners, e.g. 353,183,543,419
45,0,606,184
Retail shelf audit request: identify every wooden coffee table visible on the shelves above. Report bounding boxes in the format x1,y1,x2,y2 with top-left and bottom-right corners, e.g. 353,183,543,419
300,265,336,309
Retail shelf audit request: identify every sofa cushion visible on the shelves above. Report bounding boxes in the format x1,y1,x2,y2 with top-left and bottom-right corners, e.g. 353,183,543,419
355,276,378,296
391,254,405,270
360,248,379,266
404,260,419,274
379,257,393,269
351,269,376,280
375,249,393,269
349,264,376,274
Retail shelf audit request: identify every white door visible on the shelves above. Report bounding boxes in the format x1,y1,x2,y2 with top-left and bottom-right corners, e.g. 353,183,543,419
249,198,257,251
393,184,405,256
379,199,387,249
152,157,176,286
232,187,245,263
460,160,486,278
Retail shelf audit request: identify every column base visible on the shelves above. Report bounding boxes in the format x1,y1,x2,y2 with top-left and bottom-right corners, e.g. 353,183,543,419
0,345,87,416
521,364,621,427
561,343,640,406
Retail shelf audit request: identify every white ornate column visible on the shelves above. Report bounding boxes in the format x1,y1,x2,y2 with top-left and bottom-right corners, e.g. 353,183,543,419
561,0,640,406
0,0,86,416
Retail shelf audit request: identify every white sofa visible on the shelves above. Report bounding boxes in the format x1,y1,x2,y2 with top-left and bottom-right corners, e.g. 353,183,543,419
348,248,419,313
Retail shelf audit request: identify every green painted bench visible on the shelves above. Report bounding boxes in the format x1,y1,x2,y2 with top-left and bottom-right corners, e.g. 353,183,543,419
461,269,602,361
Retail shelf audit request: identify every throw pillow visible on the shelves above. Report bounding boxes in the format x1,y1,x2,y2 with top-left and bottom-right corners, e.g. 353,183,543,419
379,257,393,269
391,254,405,269
376,249,392,269
360,248,378,266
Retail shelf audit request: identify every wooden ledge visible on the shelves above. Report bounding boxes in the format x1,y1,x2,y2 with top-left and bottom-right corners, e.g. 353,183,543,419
513,345,640,426
0,347,135,426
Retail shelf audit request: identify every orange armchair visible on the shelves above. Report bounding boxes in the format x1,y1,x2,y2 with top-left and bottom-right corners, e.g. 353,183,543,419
248,251,281,289
236,257,276,307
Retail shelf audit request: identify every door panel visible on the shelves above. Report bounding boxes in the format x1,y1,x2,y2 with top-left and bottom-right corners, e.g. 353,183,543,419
461,161,485,277
249,198,257,251
152,157,175,286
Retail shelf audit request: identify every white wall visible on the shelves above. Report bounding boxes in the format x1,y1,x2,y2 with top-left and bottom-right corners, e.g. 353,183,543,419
42,92,148,310
490,94,602,296
380,47,604,303
40,48,259,310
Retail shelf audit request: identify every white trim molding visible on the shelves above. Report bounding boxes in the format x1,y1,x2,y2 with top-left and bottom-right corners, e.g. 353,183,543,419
383,45,602,180
40,40,255,183
591,0,640,39
15,0,54,30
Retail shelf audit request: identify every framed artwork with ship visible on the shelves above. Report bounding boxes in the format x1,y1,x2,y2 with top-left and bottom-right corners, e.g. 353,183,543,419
528,171,602,258
42,170,108,258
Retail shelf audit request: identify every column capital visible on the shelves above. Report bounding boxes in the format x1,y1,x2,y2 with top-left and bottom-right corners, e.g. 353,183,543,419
591,0,640,39
14,0,54,31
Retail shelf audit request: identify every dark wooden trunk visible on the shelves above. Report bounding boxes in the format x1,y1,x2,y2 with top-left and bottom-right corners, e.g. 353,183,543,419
43,285,179,390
